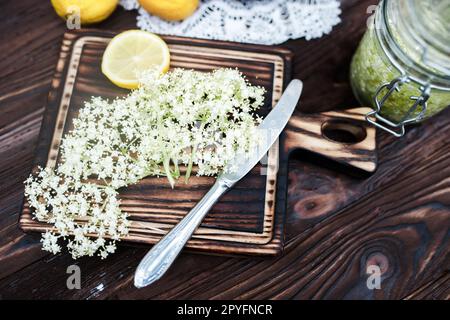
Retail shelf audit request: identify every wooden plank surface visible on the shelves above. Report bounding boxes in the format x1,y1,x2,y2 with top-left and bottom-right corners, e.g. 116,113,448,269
0,0,449,299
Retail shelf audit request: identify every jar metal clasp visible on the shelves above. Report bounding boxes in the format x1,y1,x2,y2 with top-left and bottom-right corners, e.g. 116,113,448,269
366,75,431,137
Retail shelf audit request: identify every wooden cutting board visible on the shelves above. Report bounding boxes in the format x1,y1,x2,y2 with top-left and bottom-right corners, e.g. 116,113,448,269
19,30,377,256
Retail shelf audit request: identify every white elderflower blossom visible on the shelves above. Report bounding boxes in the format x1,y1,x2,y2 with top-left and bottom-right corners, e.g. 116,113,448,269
25,167,129,259
24,68,265,259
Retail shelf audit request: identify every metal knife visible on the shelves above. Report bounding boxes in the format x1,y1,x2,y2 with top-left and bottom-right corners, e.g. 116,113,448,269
134,79,303,288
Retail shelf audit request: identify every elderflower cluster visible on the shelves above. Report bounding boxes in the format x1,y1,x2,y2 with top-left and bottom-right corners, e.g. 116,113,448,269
24,167,129,259
24,68,265,259
60,68,265,187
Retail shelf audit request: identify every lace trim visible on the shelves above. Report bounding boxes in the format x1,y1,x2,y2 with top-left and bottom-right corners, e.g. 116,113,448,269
119,0,341,45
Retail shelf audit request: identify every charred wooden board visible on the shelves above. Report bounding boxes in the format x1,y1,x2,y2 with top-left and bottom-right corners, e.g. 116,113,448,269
19,30,377,256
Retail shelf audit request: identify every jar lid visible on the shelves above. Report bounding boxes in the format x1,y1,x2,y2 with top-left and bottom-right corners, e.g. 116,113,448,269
412,0,450,56
383,0,450,88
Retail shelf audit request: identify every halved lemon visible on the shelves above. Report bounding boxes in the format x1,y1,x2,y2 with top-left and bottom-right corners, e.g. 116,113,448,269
101,30,170,89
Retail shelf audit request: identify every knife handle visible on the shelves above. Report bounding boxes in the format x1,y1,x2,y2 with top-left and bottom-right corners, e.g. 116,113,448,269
134,179,229,288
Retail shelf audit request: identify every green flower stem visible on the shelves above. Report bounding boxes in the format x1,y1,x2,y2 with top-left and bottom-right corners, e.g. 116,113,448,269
163,157,175,188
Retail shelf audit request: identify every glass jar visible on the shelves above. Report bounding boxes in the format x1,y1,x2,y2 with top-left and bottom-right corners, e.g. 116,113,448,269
350,0,450,137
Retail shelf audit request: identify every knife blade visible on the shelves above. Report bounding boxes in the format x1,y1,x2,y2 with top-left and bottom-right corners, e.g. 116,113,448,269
134,79,303,288
220,79,303,186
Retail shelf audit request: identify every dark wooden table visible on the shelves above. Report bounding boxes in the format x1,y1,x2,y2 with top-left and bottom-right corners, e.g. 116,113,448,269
0,0,448,300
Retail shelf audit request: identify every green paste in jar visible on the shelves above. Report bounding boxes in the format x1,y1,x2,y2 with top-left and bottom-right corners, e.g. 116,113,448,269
350,26,450,123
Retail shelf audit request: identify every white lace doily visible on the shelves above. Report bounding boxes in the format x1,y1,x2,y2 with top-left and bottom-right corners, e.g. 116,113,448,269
120,0,342,45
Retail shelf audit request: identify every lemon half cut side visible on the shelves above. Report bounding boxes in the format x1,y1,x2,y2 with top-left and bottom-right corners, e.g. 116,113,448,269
101,30,171,89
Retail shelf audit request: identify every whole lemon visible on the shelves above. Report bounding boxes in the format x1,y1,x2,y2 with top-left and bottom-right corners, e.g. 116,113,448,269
51,0,118,25
138,0,199,21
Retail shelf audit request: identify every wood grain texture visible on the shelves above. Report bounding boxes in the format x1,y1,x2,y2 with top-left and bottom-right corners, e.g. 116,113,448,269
286,107,377,173
405,273,450,300
0,0,449,299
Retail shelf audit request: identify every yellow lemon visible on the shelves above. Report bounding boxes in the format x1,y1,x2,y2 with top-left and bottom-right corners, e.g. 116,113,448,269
138,0,199,21
101,30,171,89
51,0,118,25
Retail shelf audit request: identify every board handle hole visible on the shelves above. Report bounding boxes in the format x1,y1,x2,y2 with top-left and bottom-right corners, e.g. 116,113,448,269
321,120,367,144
